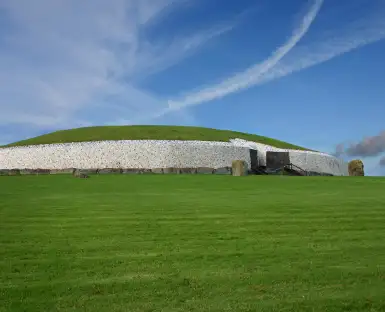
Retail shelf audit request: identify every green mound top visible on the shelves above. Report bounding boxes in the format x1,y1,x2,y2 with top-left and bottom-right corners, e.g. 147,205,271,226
1,125,309,150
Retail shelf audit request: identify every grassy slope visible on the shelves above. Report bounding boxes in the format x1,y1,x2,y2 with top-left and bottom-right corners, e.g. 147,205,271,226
1,125,310,150
1,175,385,312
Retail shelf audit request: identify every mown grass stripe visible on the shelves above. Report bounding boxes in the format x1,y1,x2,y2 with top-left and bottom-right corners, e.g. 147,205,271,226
1,175,385,311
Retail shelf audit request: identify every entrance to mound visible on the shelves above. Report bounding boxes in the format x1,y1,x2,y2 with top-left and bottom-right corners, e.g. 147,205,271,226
249,149,258,172
266,151,290,170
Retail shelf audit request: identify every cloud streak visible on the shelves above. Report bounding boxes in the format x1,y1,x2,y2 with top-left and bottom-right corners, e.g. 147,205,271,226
167,0,324,110
146,0,385,122
251,15,385,87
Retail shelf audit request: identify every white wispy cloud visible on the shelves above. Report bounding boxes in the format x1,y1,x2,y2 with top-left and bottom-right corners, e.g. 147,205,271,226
151,0,385,120
165,0,324,110
0,0,233,130
247,14,385,87
133,24,235,80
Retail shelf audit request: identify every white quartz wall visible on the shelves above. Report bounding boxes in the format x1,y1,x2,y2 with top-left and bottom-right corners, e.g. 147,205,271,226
0,140,251,170
0,138,348,176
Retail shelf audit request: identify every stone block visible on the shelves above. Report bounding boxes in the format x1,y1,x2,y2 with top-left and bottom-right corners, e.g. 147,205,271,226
179,168,197,174
83,169,98,175
196,167,214,174
50,169,74,174
122,169,142,174
98,168,122,174
163,168,179,174
73,170,90,178
20,169,34,175
348,159,364,176
32,169,51,175
8,169,21,176
214,167,232,175
232,160,248,176
0,169,10,176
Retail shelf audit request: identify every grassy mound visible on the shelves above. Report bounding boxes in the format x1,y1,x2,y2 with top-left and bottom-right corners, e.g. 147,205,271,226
1,175,385,311
1,125,309,150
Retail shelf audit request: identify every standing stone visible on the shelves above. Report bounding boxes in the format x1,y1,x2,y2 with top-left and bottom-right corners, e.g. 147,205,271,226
348,159,365,176
72,168,90,178
232,160,248,176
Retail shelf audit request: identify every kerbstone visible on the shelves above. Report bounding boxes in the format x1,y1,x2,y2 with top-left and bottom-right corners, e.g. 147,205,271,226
214,167,232,175
122,169,142,174
197,167,214,174
163,168,178,174
50,169,74,174
98,168,122,174
179,168,197,174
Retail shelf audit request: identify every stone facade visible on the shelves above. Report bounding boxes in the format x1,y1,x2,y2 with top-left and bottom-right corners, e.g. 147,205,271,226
0,139,349,176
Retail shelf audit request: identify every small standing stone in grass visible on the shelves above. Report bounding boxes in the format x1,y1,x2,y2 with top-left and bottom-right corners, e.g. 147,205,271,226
348,159,364,176
232,160,248,176
72,169,90,179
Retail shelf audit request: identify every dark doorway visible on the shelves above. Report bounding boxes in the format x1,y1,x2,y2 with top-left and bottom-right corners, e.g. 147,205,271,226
249,149,258,172
266,151,290,170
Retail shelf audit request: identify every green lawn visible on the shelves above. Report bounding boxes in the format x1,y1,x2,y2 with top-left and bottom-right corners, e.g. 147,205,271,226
0,125,310,150
1,175,384,311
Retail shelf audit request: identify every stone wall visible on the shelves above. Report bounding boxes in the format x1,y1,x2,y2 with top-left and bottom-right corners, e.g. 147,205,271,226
0,140,251,170
0,139,349,176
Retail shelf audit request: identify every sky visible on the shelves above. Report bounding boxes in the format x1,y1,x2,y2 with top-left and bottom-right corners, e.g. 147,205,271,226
1,0,385,175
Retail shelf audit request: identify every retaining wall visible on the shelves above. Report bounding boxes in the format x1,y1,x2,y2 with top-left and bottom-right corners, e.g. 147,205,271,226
0,140,250,170
0,139,348,176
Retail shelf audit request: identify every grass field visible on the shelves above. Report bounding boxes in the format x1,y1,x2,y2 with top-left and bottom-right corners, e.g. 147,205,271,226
0,125,310,150
1,175,384,311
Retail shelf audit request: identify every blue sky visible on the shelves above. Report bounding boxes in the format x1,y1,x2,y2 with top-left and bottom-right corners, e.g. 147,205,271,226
1,0,385,175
